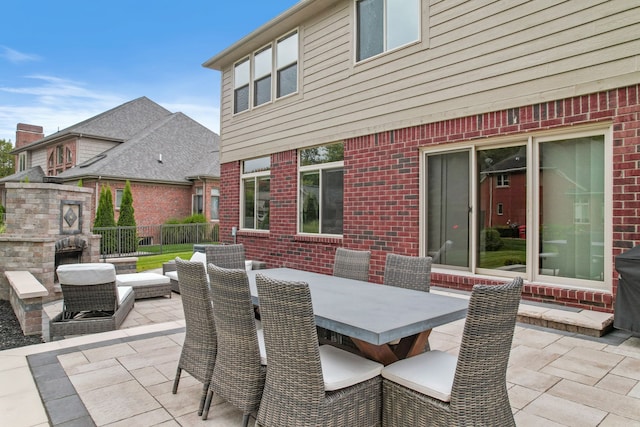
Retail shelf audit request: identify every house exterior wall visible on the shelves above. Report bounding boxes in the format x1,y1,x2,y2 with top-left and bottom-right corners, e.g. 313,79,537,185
82,180,194,227
215,0,640,163
77,137,119,164
222,84,640,312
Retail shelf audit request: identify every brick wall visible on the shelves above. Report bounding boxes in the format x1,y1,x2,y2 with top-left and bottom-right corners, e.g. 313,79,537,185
221,84,640,312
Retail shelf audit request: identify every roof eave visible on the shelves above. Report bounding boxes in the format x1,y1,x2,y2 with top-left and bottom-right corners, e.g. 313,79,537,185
203,0,339,70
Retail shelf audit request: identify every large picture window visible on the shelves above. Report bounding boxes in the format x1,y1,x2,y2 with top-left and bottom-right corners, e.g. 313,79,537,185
242,156,271,230
425,130,610,291
356,0,420,61
299,143,344,235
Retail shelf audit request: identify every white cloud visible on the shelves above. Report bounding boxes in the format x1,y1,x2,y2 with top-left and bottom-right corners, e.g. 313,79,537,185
0,46,40,64
0,75,220,143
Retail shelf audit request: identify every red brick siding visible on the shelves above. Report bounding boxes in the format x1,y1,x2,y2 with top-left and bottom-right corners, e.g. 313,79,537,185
221,84,640,312
83,180,194,227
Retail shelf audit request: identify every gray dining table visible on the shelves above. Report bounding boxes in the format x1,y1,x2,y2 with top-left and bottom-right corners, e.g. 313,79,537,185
246,267,468,365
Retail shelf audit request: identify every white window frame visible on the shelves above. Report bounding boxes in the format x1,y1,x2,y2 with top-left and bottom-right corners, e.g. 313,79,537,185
18,153,27,172
241,157,271,231
192,188,203,215
355,0,422,63
232,29,299,115
421,125,612,292
115,189,123,210
496,174,510,187
298,144,344,236
210,188,220,221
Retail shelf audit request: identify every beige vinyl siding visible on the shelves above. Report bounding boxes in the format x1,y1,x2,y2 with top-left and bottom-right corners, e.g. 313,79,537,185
31,150,46,171
218,0,640,163
77,138,118,164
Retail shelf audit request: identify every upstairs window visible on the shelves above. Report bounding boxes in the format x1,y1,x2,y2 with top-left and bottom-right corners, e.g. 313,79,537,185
18,153,27,172
277,32,298,98
254,46,272,107
234,59,250,113
232,30,298,114
356,0,421,62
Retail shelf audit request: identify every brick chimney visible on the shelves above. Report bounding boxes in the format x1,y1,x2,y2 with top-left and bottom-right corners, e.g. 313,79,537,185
15,123,44,149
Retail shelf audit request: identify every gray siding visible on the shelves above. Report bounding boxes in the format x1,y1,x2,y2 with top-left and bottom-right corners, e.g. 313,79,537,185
218,0,640,163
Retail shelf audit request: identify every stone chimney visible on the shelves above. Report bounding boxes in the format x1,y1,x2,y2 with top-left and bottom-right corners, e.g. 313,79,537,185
15,123,44,149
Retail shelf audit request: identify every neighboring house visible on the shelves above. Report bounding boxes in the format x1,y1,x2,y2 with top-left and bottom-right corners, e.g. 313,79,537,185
203,0,640,313
4,97,220,226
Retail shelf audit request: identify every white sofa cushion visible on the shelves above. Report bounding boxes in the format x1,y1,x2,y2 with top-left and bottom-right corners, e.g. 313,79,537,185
319,344,383,391
165,270,178,281
381,350,456,402
117,286,134,304
57,263,116,286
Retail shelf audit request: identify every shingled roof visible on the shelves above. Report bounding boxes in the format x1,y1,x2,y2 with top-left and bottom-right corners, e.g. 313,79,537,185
58,111,219,184
13,97,173,151
7,97,219,184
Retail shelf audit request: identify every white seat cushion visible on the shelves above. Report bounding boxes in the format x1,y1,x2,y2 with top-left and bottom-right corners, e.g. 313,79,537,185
381,350,456,402
319,344,383,391
116,272,170,286
117,286,134,304
57,263,116,285
164,270,178,281
256,328,267,365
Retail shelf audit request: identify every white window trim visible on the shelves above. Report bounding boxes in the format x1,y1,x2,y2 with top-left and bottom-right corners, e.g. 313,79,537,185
232,29,299,116
240,165,271,232
421,124,613,293
297,158,344,237
353,0,423,64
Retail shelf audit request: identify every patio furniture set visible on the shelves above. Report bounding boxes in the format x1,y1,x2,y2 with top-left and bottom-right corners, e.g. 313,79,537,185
48,243,523,425
170,244,523,426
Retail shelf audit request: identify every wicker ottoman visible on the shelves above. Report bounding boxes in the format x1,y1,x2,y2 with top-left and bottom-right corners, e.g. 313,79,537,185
116,273,172,299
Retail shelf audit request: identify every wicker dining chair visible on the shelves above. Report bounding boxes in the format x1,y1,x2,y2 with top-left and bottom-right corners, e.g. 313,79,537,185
202,265,266,426
333,247,371,282
172,258,217,416
383,253,432,292
381,277,523,427
205,243,246,269
255,274,383,427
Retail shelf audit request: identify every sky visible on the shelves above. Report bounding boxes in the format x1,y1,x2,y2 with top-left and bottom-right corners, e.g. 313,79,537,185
0,0,300,144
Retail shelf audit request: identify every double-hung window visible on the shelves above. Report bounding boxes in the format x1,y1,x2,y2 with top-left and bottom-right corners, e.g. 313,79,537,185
233,30,298,114
276,32,298,98
425,129,610,291
254,46,272,107
115,189,124,209
242,156,271,230
356,0,421,62
299,143,344,235
234,59,250,113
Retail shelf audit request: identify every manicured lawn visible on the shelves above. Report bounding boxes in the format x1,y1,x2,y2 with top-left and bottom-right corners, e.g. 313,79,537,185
478,238,526,269
136,251,192,272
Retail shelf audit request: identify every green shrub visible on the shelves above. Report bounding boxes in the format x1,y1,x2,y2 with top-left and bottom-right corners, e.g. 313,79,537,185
481,228,504,251
117,181,137,253
94,186,117,254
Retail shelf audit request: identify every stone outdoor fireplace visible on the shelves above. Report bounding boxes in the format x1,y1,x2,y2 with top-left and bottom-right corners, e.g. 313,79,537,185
0,183,100,301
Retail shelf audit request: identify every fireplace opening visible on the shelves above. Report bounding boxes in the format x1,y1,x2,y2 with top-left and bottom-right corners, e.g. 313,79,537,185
54,236,88,282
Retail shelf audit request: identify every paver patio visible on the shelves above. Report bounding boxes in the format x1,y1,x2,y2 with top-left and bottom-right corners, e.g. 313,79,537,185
1,285,639,426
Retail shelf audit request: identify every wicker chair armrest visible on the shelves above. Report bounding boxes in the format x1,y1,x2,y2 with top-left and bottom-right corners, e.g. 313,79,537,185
162,260,177,274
